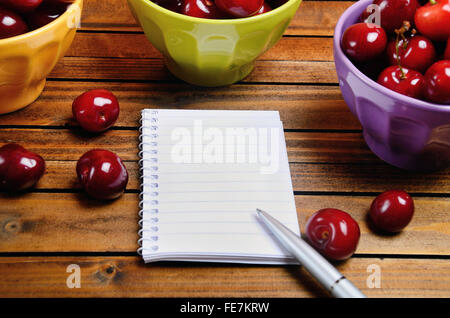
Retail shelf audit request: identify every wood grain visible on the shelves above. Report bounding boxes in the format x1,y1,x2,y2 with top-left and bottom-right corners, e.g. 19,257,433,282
49,57,338,83
0,193,138,252
286,1,354,36
290,164,450,194
0,256,448,297
1,160,446,194
81,0,138,31
66,33,334,61
0,129,372,163
80,0,353,36
0,193,449,255
0,82,359,130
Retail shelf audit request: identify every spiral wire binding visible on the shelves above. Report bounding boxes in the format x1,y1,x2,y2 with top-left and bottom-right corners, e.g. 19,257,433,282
137,110,160,256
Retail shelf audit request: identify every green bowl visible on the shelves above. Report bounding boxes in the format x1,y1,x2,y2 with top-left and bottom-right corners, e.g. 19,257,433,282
127,0,303,86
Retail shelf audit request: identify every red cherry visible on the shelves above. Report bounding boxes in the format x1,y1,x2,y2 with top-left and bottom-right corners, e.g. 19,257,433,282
414,0,450,42
445,38,450,60
27,3,69,29
360,0,420,34
215,0,264,18
0,7,28,39
153,0,184,13
72,89,120,133
386,35,436,73
1,0,42,13
182,0,225,19
423,60,450,104
305,208,360,261
341,23,387,63
255,1,271,15
0,143,45,191
370,190,414,233
76,149,128,200
377,65,424,98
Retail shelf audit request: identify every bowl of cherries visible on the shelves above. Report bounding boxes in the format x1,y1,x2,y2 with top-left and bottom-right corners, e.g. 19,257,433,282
0,0,82,114
126,0,302,86
334,0,450,171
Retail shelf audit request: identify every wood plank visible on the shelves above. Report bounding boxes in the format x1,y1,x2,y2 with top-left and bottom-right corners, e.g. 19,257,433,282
0,129,372,163
2,160,447,194
0,129,140,162
80,0,353,36
49,57,338,83
291,163,450,194
81,0,139,31
286,1,354,36
67,34,334,61
0,193,139,252
0,256,448,297
0,82,358,130
0,193,448,255
246,60,337,83
50,57,172,82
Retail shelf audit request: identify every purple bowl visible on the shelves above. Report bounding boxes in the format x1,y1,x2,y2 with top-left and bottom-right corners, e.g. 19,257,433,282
333,0,450,171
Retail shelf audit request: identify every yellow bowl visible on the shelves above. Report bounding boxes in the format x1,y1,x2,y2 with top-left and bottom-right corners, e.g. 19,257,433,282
127,0,302,87
0,0,83,114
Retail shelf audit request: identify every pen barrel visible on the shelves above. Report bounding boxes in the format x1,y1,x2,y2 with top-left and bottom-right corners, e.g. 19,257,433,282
284,237,366,298
331,278,367,298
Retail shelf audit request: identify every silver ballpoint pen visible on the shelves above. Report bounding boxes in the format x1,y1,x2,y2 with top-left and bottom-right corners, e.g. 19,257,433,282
256,209,366,298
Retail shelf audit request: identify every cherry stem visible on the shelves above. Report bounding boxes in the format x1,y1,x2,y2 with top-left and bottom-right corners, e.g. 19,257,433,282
394,21,413,80
429,0,437,4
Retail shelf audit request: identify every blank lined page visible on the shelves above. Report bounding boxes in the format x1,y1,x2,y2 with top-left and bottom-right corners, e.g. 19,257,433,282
138,109,300,264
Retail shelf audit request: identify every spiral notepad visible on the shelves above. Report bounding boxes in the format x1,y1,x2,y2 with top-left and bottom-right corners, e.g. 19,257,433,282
138,109,300,264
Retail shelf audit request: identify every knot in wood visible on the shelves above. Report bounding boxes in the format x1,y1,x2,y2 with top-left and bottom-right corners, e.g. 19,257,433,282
94,263,119,284
105,265,116,275
2,218,20,235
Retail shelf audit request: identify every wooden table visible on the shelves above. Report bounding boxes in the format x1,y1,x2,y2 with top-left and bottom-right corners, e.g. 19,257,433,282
0,0,449,298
